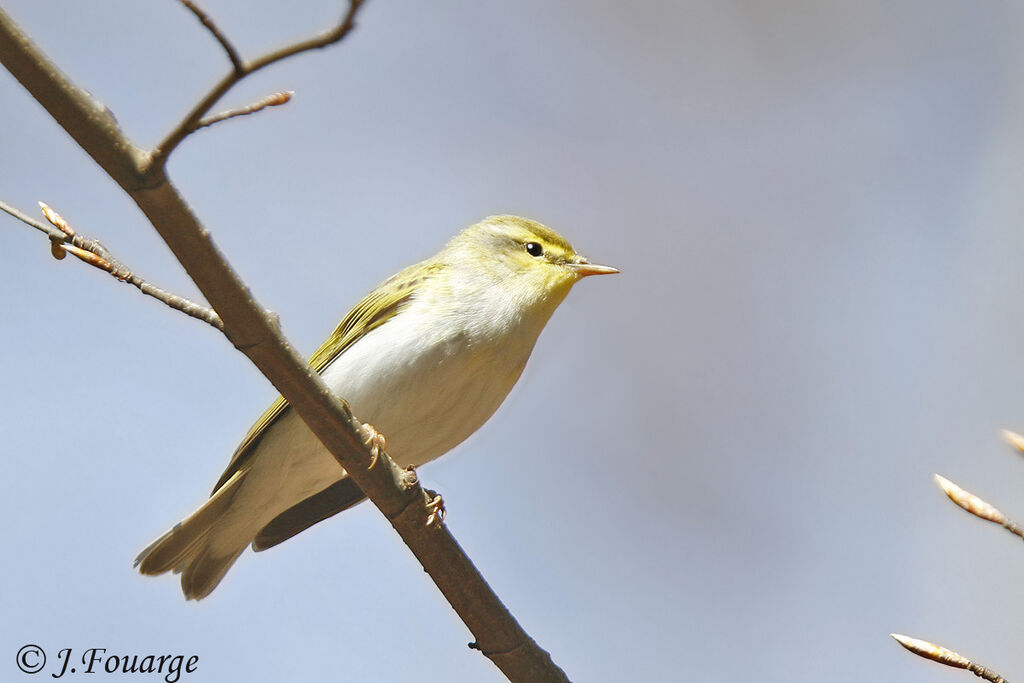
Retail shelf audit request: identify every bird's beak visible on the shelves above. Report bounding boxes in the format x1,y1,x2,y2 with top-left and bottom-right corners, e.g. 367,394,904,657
569,259,619,278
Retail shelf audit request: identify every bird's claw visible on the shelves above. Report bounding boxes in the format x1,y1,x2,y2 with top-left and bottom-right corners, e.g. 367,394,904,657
425,491,446,527
360,423,386,469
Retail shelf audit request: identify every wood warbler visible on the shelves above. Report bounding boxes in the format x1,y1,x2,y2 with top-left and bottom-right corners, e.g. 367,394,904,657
136,215,617,599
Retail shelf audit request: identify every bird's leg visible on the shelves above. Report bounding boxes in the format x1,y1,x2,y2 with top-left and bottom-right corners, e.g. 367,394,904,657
398,467,444,524
424,488,446,527
359,422,387,469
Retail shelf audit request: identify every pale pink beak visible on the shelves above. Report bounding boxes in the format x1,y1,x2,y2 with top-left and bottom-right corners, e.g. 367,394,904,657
569,259,619,278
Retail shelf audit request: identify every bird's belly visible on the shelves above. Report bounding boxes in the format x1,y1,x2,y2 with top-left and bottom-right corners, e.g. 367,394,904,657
321,317,529,468
237,353,512,529
371,355,518,466
237,304,538,525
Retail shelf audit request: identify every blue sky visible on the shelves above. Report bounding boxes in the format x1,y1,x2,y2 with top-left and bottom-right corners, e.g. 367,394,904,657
3,1,1024,681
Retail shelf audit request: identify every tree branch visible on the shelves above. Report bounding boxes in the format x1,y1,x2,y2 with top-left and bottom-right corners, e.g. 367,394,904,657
0,5,569,681
150,0,365,168
178,0,243,74
1,200,223,329
196,90,292,132
0,8,151,186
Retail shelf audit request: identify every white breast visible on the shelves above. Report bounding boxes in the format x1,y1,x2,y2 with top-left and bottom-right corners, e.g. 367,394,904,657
322,292,539,467
230,271,562,532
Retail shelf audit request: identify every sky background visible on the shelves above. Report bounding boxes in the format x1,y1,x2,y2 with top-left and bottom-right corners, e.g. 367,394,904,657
3,1,1024,681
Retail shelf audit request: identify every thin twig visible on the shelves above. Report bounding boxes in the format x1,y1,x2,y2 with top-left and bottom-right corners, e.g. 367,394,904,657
245,0,365,73
151,0,365,167
891,634,1007,683
3,199,114,261
1,199,58,238
196,91,293,131
179,0,243,73
2,200,223,330
934,474,1024,541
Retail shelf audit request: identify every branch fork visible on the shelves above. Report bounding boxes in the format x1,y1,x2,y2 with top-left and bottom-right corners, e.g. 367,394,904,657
148,0,365,168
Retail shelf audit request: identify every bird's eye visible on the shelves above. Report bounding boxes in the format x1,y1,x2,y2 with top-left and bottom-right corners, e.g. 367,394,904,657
525,242,543,257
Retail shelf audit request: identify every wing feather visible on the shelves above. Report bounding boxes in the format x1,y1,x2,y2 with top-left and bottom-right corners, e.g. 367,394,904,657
210,261,443,494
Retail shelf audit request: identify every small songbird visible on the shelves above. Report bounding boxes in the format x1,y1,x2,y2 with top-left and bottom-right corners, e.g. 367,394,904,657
136,215,617,599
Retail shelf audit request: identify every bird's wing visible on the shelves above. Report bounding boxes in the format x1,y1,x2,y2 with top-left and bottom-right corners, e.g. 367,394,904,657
210,260,444,495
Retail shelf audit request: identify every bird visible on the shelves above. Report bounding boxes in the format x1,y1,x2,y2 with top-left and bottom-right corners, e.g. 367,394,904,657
135,215,618,600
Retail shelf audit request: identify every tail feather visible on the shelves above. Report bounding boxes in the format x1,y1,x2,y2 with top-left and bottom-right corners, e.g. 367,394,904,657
135,471,249,600
178,543,248,601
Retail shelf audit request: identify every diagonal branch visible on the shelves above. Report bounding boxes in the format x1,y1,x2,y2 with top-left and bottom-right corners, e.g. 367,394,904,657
150,0,365,168
1,200,223,329
0,5,569,682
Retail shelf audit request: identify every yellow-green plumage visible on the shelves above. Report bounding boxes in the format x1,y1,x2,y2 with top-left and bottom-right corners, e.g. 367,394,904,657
212,261,445,494
136,216,616,600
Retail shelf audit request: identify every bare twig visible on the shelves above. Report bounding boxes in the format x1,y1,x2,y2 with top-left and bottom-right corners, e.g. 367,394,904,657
891,634,1007,683
897,437,1022,681
934,474,1024,541
178,0,243,73
244,0,365,72
196,91,293,131
151,0,365,167
1,199,62,239
3,200,223,330
0,5,569,681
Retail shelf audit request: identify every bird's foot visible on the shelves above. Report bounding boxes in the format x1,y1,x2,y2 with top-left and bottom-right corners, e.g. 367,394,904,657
360,422,387,469
424,489,446,527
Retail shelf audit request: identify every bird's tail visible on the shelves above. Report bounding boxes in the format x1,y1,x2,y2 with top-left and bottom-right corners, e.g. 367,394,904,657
135,471,250,601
